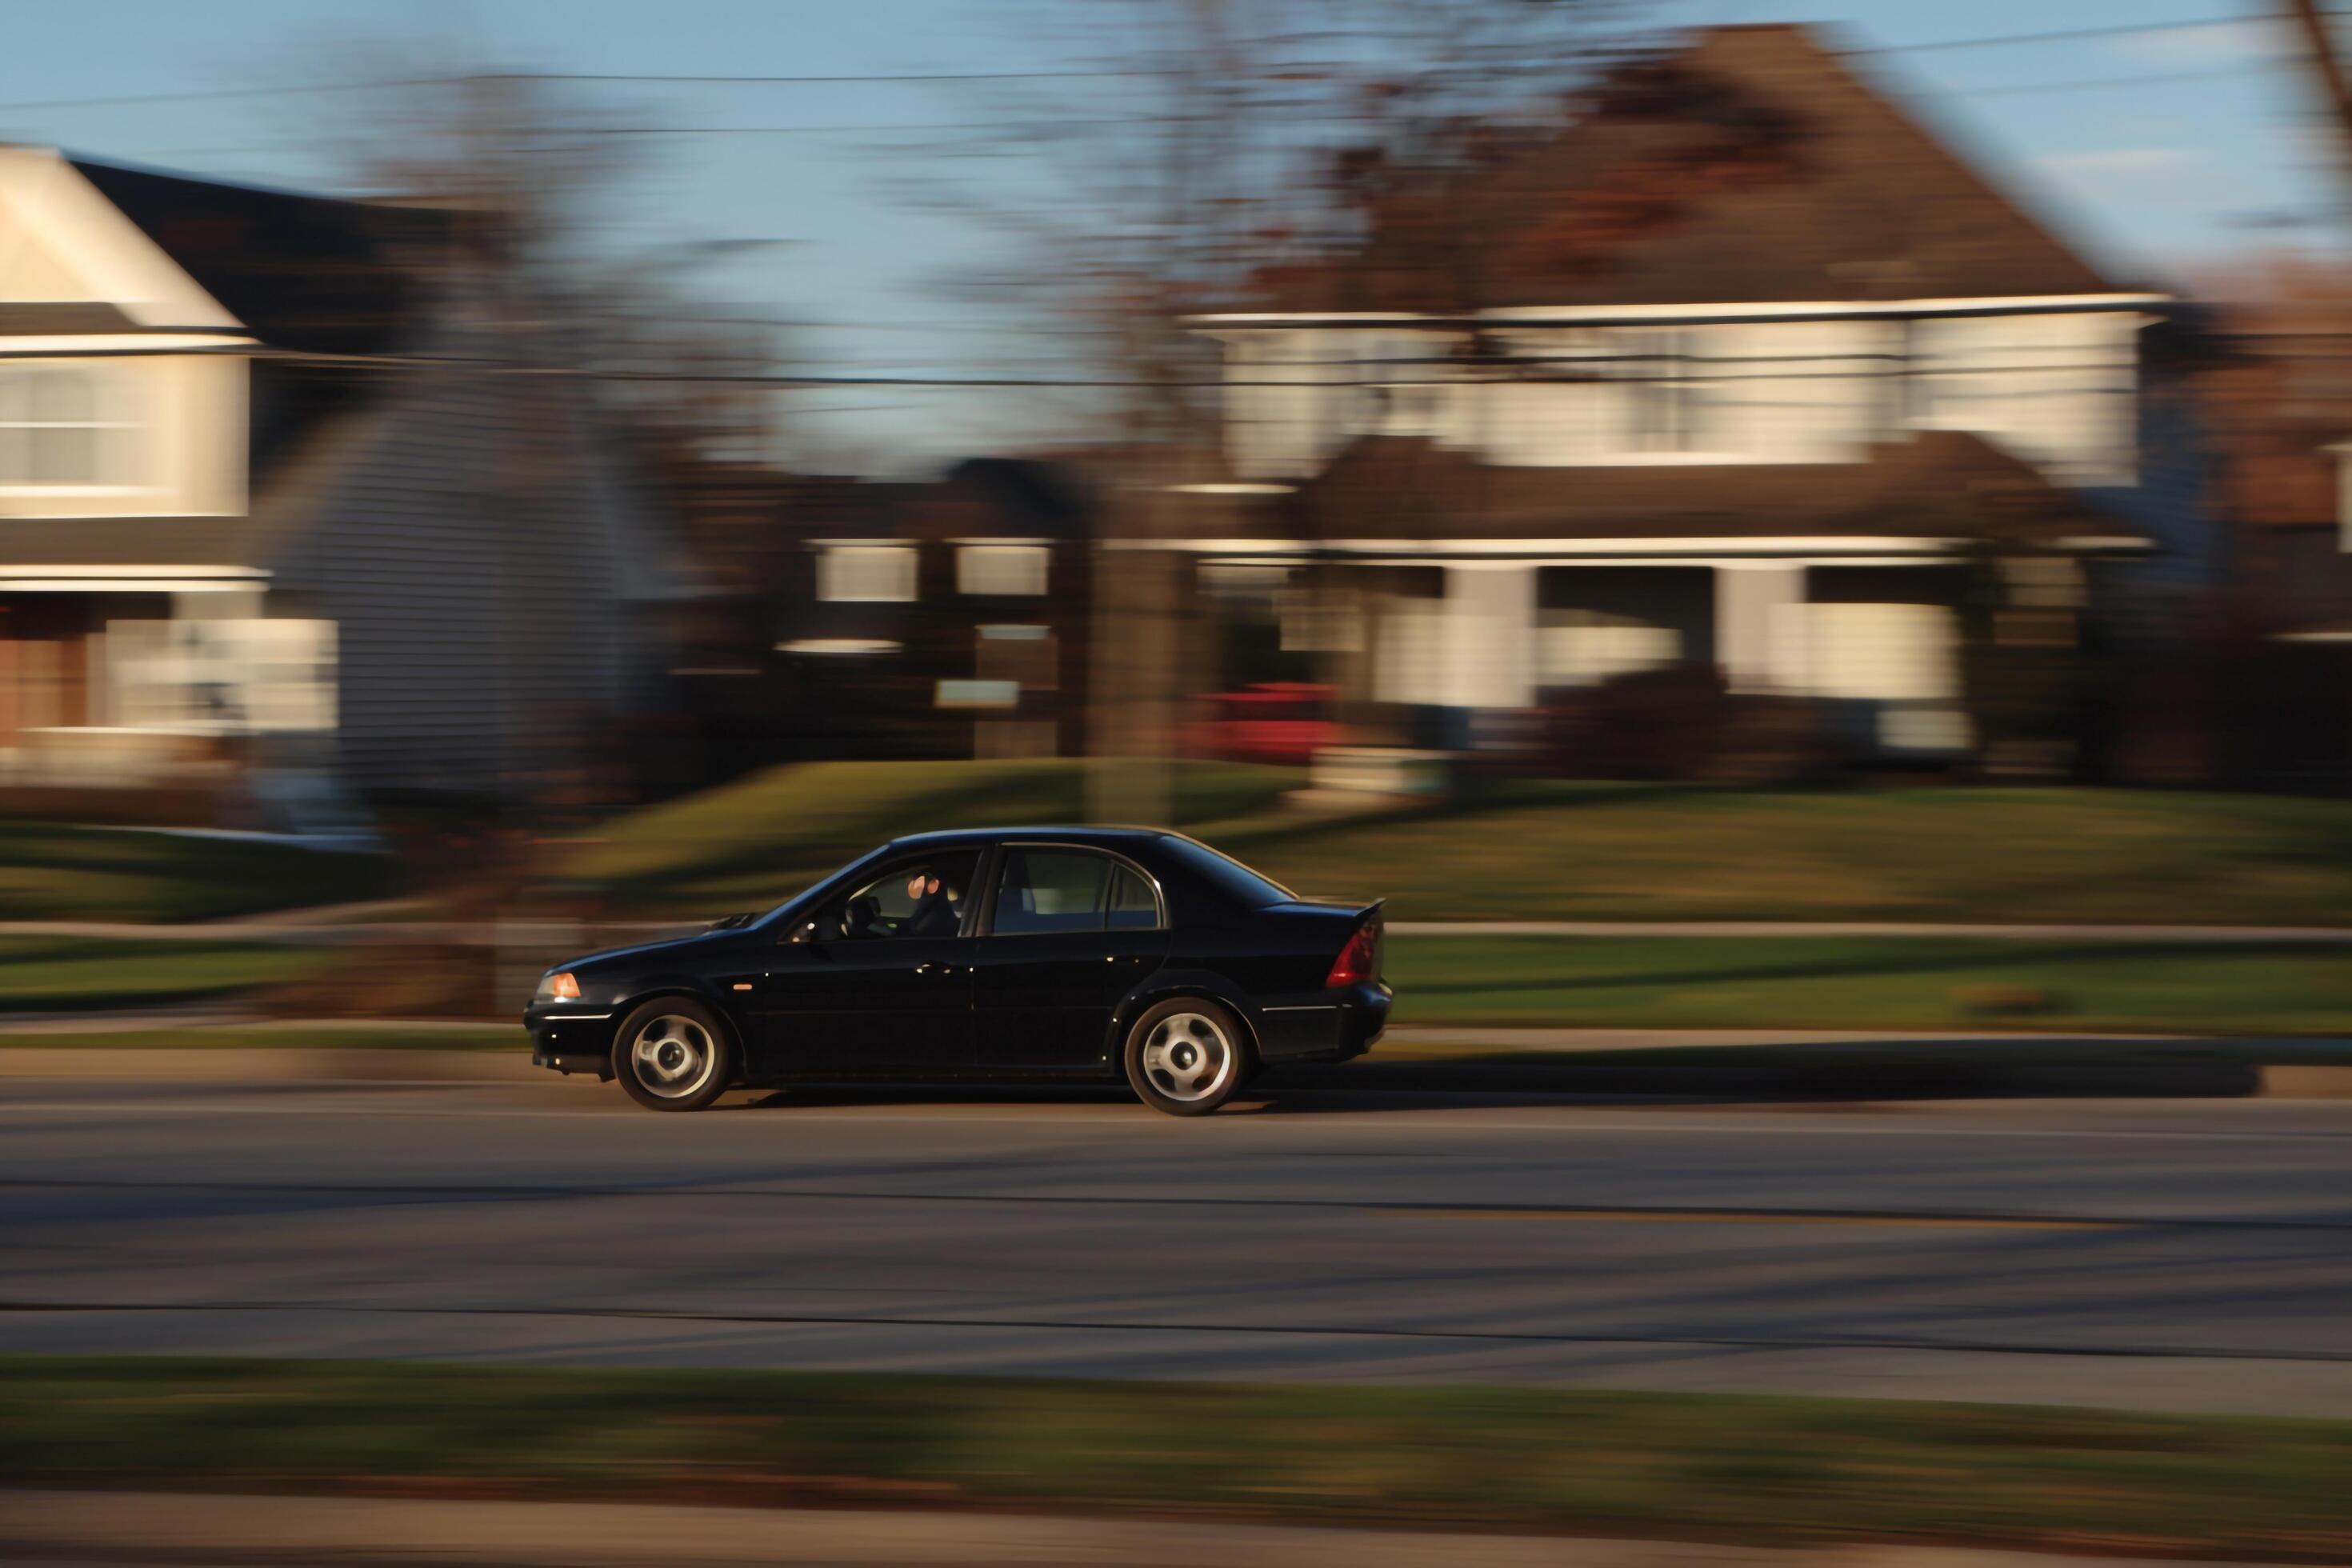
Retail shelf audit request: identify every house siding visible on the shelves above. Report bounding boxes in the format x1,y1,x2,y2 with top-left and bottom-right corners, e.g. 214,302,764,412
1214,310,2142,489
266,308,673,798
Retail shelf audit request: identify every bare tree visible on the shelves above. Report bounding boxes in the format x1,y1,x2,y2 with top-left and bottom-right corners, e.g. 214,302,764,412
277,42,792,466
912,0,1633,817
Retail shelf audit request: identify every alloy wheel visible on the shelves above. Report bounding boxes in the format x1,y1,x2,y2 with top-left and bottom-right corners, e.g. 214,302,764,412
1141,1011,1235,1104
629,1014,718,1100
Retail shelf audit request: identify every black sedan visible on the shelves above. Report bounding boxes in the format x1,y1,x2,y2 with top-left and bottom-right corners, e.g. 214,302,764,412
524,827,1390,1115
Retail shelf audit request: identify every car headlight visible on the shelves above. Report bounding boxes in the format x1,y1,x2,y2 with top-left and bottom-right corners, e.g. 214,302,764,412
537,971,581,1002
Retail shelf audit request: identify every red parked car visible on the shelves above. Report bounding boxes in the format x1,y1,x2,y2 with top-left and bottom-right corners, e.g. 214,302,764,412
1181,682,1338,767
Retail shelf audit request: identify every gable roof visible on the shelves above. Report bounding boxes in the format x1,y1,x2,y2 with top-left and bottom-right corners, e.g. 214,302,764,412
65,156,451,354
1250,24,2123,313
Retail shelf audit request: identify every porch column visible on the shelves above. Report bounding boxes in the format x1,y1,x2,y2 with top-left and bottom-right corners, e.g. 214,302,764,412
1716,563,1806,694
1442,564,1536,710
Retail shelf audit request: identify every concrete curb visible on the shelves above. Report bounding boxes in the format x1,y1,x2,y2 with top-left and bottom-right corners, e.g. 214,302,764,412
0,1046,540,1082
5,1039,2351,1098
2258,1064,2352,1099
1385,922,2352,942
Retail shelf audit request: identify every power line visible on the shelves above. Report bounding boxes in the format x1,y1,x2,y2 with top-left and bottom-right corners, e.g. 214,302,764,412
1950,62,2267,98
0,69,1144,117
479,69,1150,86
1845,14,2290,55
0,78,450,114
71,58,2262,162
1,14,2325,118
582,119,1134,137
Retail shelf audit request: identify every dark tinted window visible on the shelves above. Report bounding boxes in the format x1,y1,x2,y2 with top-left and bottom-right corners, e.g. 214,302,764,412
1107,866,1161,930
1155,834,1294,909
994,849,1113,935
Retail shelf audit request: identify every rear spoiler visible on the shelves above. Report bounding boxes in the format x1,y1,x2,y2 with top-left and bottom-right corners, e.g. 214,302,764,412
1282,896,1385,922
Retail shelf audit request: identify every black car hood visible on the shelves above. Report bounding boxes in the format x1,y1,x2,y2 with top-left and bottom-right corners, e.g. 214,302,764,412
563,925,748,973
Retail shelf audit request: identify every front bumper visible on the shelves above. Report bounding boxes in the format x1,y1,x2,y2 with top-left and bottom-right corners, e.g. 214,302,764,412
522,1002,619,1078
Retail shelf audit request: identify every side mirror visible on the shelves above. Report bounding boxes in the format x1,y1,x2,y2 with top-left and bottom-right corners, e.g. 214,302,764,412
786,920,819,945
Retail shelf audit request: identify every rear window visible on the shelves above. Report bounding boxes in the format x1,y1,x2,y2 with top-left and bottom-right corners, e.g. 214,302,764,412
1156,834,1295,909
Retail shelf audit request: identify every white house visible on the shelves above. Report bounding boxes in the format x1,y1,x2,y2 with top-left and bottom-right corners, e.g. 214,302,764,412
0,146,689,803
1172,26,2169,758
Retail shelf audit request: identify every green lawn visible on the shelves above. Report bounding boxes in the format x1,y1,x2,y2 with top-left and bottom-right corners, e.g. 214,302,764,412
0,935,332,1012
1386,934,2352,1034
561,758,1302,915
6,930,2343,1038
0,822,394,924
1227,781,2352,925
9,1357,2352,1558
559,766,2352,926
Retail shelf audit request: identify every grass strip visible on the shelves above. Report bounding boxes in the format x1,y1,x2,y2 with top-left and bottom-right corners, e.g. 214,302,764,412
561,766,2352,926
0,823,392,924
0,1025,515,1051
561,758,1300,914
0,936,332,1012
1385,934,2352,1034
6,1357,2352,1560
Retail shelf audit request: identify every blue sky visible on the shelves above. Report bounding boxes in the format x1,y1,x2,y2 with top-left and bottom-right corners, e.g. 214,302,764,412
2,0,2342,469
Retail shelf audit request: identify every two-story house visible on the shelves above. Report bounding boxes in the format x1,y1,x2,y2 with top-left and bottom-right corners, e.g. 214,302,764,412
0,146,687,807
764,458,1096,762
1168,25,2177,762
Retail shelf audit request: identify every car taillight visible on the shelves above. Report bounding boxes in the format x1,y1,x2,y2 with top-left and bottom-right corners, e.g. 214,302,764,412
1326,922,1378,988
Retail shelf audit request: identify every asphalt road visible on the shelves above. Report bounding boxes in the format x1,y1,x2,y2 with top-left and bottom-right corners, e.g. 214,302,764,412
6,1074,2352,1417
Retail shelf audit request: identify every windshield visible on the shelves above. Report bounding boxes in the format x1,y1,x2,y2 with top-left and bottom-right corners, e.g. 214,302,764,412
755,846,893,928
1157,833,1297,908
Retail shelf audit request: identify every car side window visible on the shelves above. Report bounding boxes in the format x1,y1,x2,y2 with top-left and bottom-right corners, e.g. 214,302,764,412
805,852,977,941
1106,866,1161,930
990,850,1163,935
994,850,1114,936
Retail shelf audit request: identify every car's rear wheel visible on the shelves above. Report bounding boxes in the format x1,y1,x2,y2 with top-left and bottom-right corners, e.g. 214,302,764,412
613,998,734,1112
1124,998,1248,1117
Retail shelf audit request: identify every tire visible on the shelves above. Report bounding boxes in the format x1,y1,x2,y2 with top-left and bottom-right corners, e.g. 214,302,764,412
1123,997,1250,1117
612,997,735,1113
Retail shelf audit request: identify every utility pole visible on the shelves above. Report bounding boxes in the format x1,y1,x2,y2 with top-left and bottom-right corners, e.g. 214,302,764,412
1084,450,1179,830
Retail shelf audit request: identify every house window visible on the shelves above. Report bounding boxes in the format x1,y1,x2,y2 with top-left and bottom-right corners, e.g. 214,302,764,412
956,544,1049,596
1618,330,1724,455
817,545,917,602
0,366,139,486
1537,610,1682,687
978,625,1058,690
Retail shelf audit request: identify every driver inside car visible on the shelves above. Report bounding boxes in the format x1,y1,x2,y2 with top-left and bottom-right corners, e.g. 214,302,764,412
902,865,959,938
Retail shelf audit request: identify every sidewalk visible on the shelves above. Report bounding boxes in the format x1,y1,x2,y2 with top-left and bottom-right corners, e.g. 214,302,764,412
0,1490,2292,1567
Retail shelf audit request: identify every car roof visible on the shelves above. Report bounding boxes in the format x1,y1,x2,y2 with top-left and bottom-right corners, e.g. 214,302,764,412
884,825,1172,851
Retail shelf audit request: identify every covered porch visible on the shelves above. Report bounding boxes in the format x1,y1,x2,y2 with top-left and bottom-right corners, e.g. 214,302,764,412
1194,549,1978,760
1164,428,2146,767
0,564,332,790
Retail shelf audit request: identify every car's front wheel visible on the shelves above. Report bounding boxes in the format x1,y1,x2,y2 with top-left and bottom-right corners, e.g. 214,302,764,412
613,998,734,1112
1123,998,1248,1117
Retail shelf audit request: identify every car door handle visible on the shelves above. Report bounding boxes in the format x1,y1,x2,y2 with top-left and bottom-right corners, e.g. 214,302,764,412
915,962,966,978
